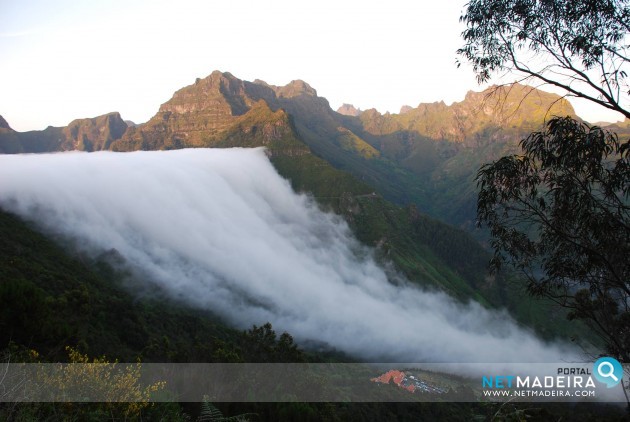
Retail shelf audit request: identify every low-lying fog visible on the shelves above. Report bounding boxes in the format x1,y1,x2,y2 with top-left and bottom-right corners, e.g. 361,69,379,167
0,148,579,363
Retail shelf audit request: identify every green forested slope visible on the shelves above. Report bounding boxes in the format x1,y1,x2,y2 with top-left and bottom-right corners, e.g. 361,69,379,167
0,207,314,364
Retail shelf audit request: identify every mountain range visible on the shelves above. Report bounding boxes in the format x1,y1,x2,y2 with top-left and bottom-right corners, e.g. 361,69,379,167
0,71,604,341
6,71,621,231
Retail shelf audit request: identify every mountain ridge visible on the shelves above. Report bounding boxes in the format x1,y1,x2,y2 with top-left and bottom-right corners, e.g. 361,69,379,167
0,72,586,229
0,72,585,231
0,73,578,155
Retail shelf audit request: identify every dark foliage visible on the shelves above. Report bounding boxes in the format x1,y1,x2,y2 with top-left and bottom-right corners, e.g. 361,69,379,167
477,116,630,359
458,0,630,119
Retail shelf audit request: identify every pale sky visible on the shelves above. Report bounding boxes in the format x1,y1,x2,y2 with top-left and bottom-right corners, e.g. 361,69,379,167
1,0,625,131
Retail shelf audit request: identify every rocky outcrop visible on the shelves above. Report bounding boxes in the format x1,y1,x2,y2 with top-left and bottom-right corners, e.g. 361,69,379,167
110,71,340,153
113,71,300,151
62,112,128,151
337,104,362,116
272,79,318,99
218,101,307,150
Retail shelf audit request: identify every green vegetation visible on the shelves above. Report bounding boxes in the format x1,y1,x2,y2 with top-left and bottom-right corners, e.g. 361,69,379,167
477,117,630,358
335,127,380,159
5,208,606,422
0,208,315,365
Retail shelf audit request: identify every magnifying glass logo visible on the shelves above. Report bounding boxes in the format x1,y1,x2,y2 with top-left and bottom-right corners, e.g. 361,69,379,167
598,361,619,382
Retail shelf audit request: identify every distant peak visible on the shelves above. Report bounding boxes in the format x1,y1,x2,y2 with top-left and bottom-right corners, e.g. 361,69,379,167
337,104,362,117
192,70,239,87
210,70,232,78
0,115,12,130
461,83,576,118
276,80,317,98
67,112,125,127
399,105,413,115
253,79,271,87
105,111,124,120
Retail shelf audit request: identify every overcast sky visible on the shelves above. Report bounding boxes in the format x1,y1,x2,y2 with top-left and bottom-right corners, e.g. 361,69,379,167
1,0,625,131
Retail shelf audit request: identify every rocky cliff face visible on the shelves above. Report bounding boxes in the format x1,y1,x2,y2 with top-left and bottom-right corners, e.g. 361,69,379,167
62,112,128,151
110,71,337,153
113,71,259,150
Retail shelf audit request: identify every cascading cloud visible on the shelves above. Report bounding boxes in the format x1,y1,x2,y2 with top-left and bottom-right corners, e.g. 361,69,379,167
0,148,580,364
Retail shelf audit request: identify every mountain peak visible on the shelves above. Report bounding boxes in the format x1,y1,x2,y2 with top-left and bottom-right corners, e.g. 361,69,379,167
189,70,240,91
275,80,317,98
253,79,271,87
0,115,12,130
337,104,362,117
209,70,235,80
63,112,128,151
462,83,576,122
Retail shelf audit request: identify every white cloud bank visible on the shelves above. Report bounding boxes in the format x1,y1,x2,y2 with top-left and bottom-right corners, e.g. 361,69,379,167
0,148,580,363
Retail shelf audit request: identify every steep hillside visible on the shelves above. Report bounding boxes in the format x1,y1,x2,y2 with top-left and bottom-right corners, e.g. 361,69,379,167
281,82,577,231
0,115,11,130
602,117,630,136
0,209,612,422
